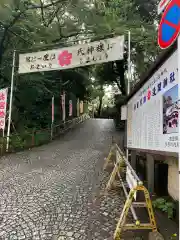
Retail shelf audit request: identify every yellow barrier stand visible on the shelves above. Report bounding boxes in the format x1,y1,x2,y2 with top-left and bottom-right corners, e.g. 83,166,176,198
104,143,162,240
103,145,115,170
113,184,157,239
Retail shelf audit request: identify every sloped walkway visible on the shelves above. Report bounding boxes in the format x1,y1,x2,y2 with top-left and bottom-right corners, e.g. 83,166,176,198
0,119,177,240
0,119,125,240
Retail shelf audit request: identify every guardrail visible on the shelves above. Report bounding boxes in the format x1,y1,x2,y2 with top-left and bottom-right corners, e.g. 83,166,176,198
0,114,89,155
103,139,164,240
53,114,89,138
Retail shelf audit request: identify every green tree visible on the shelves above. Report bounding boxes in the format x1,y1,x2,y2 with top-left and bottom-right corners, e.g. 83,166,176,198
0,0,98,131
0,0,162,132
95,0,161,86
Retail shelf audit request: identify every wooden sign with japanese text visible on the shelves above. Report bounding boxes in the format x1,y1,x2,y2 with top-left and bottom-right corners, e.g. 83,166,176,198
18,36,124,74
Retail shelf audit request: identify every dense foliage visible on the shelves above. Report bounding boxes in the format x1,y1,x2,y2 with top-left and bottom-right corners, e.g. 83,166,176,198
0,0,160,132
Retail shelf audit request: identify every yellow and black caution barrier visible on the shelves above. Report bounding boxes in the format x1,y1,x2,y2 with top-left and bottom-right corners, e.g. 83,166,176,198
103,141,164,240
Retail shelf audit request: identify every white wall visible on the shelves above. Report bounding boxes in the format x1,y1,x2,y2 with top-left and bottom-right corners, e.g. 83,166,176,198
127,50,178,153
167,158,179,200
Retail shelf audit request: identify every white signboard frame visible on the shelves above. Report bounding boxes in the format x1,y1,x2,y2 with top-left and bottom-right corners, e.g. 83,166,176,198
18,36,124,74
121,105,127,120
127,50,179,153
126,166,137,200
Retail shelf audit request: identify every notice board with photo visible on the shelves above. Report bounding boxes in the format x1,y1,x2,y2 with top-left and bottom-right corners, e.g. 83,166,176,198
127,50,178,153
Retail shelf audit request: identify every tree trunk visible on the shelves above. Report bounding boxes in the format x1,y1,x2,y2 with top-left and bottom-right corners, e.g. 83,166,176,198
98,96,103,117
116,60,126,95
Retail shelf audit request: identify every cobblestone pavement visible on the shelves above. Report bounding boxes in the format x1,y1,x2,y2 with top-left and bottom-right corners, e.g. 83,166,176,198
0,119,129,240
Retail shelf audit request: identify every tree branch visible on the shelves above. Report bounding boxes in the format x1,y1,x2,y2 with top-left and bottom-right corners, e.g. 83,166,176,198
29,0,67,9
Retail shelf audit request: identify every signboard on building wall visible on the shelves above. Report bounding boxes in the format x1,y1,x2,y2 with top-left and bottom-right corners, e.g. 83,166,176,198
127,50,179,153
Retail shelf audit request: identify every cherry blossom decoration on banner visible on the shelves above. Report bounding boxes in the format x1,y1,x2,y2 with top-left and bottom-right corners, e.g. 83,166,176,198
0,88,8,130
18,36,124,74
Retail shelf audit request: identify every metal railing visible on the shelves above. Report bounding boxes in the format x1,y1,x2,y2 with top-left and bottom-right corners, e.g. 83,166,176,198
104,142,158,239
0,114,89,155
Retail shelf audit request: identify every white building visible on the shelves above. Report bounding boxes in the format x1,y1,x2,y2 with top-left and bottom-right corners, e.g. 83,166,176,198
126,42,179,201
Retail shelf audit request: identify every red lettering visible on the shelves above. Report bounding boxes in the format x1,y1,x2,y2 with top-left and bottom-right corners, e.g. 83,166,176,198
0,102,5,109
147,89,151,100
0,111,5,118
0,92,5,101
0,119,4,127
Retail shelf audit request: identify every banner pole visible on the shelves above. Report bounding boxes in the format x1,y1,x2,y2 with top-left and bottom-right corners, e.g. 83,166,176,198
51,95,54,140
126,31,131,160
63,91,66,123
6,50,16,152
127,30,131,95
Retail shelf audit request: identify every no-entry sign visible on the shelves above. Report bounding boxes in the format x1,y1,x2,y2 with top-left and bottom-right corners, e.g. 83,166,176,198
158,0,180,49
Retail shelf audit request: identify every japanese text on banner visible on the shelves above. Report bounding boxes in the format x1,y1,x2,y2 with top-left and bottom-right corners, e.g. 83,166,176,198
18,36,124,74
0,88,8,130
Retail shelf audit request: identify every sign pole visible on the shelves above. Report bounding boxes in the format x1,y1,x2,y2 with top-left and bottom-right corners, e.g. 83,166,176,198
77,98,79,117
127,30,131,95
63,91,66,123
6,50,16,152
126,31,131,161
62,91,66,123
51,95,54,140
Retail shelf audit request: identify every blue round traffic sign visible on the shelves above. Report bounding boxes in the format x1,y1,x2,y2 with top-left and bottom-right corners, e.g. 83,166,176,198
158,0,180,49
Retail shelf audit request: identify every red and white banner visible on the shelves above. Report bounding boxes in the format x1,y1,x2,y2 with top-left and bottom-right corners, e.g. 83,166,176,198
61,91,66,121
69,100,72,116
18,36,124,74
0,88,8,130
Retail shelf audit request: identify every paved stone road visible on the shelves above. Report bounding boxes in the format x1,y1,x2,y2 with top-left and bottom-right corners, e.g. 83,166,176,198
0,119,126,240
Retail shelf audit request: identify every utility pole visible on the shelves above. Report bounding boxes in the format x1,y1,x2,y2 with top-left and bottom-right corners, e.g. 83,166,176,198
126,31,131,161
6,50,16,152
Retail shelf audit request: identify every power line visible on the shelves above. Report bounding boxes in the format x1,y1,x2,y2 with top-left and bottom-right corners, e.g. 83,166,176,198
7,28,32,45
0,21,32,45
17,32,115,53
